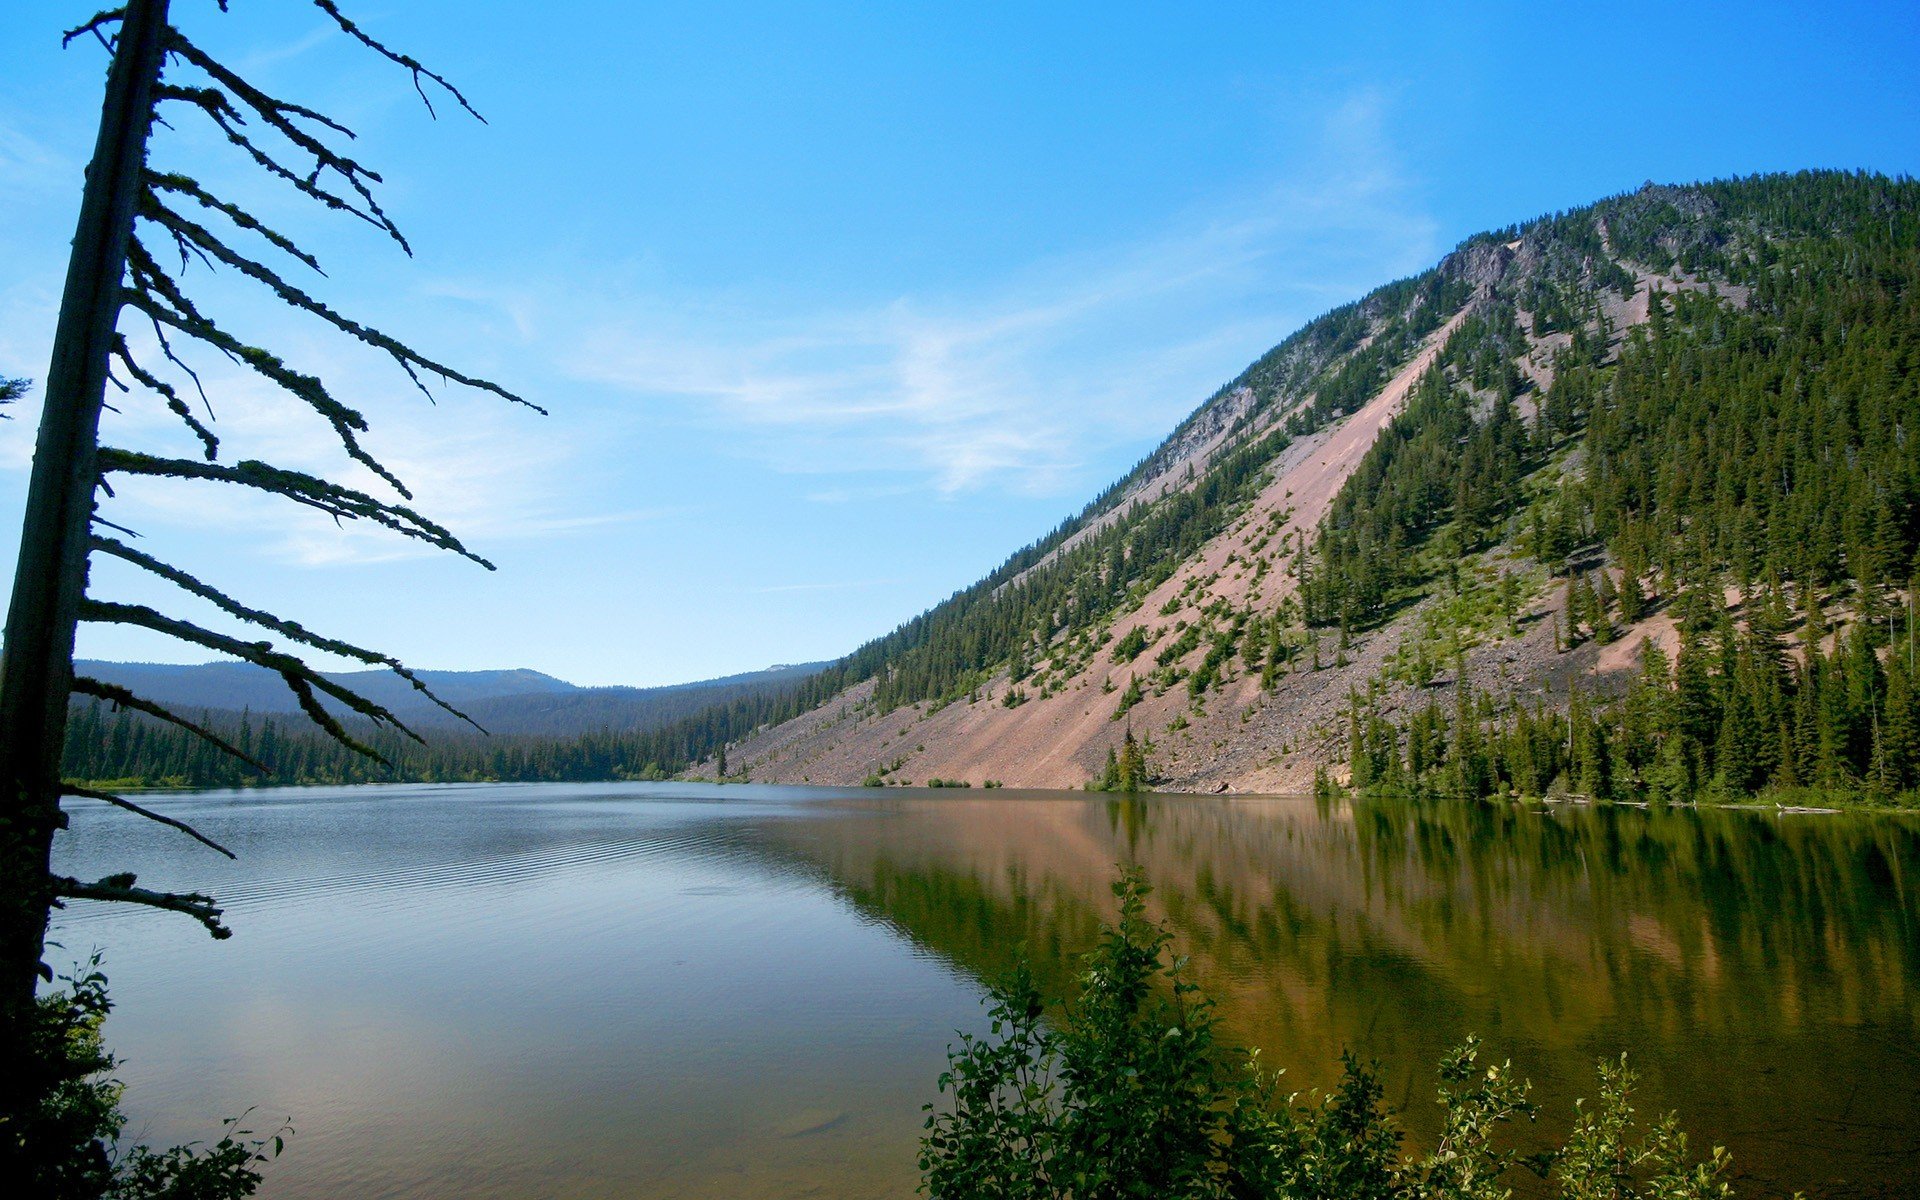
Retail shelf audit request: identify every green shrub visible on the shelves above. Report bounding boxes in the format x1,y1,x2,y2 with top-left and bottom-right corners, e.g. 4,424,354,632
10,957,287,1200
922,872,1732,1200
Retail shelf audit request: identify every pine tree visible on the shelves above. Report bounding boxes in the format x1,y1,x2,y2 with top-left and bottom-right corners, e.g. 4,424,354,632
1347,693,1373,790
1715,689,1763,795
1617,563,1647,624
1451,682,1491,797
1672,630,1718,772
1880,658,1920,793
1593,571,1618,643
1575,702,1614,799
1117,727,1149,792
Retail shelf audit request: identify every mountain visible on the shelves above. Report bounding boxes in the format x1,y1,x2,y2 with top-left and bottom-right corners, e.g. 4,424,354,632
74,660,575,720
71,659,827,736
62,170,1920,799
692,170,1920,798
448,664,831,736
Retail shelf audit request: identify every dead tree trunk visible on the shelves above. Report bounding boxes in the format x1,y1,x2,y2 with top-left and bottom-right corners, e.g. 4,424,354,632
0,0,171,1117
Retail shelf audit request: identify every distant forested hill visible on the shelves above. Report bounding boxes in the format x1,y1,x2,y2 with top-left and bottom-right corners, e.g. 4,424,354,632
74,660,575,722
73,658,824,734
64,660,827,787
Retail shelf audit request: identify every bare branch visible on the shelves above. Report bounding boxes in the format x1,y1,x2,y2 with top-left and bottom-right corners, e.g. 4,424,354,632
92,534,486,731
311,0,487,123
62,9,122,52
161,33,410,252
62,784,237,858
97,447,493,567
54,872,230,939
72,676,270,772
124,248,413,495
138,304,217,417
154,82,404,249
148,171,324,274
160,217,217,276
112,333,218,459
89,513,145,540
142,195,544,415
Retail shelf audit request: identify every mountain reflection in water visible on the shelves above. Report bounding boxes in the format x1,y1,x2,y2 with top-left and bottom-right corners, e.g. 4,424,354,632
49,785,1920,1199
767,791,1920,1199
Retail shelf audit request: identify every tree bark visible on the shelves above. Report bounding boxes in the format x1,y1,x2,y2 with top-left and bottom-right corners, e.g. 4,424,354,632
0,0,171,1134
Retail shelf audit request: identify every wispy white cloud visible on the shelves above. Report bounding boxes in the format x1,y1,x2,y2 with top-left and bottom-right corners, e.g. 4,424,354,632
234,21,343,76
53,310,583,569
554,88,1437,498
745,578,903,595
1,84,1436,587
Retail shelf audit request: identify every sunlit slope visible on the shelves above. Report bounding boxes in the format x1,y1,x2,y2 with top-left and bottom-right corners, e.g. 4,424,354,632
694,172,1920,790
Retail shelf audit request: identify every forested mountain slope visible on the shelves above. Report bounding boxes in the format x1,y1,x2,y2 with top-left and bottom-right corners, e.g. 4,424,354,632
715,170,1920,799
65,171,1920,798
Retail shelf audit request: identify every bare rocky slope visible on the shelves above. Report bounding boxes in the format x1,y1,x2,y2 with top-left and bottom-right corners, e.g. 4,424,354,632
702,175,1906,793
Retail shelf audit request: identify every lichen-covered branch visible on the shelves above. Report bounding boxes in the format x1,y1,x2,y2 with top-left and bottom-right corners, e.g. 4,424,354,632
141,193,544,415
97,447,493,567
155,80,400,246
147,170,323,274
111,333,217,458
124,242,412,494
162,30,407,252
274,671,387,763
311,0,485,122
78,600,426,759
61,784,236,859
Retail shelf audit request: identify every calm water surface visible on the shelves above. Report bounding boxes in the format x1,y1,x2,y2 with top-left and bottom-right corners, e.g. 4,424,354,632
48,783,1920,1198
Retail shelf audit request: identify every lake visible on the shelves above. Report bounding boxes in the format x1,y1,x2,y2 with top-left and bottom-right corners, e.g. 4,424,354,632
47,783,1920,1198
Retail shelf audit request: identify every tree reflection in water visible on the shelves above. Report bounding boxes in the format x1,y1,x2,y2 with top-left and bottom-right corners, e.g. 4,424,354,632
762,793,1920,1199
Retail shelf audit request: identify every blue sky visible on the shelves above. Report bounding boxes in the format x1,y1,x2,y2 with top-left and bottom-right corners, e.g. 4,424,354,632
2,1,1916,686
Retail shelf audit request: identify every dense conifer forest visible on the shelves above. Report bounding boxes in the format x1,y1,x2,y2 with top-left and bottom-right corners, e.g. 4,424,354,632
1339,171,1920,804
65,170,1920,801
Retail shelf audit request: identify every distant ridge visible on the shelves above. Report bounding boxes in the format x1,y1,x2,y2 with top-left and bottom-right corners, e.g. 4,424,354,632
73,658,829,736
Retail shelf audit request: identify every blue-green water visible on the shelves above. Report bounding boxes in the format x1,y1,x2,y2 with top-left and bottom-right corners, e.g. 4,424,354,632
48,783,1920,1198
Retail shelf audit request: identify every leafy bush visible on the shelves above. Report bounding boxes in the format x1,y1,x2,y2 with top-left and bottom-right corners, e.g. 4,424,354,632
922,872,1732,1200
9,958,287,1200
